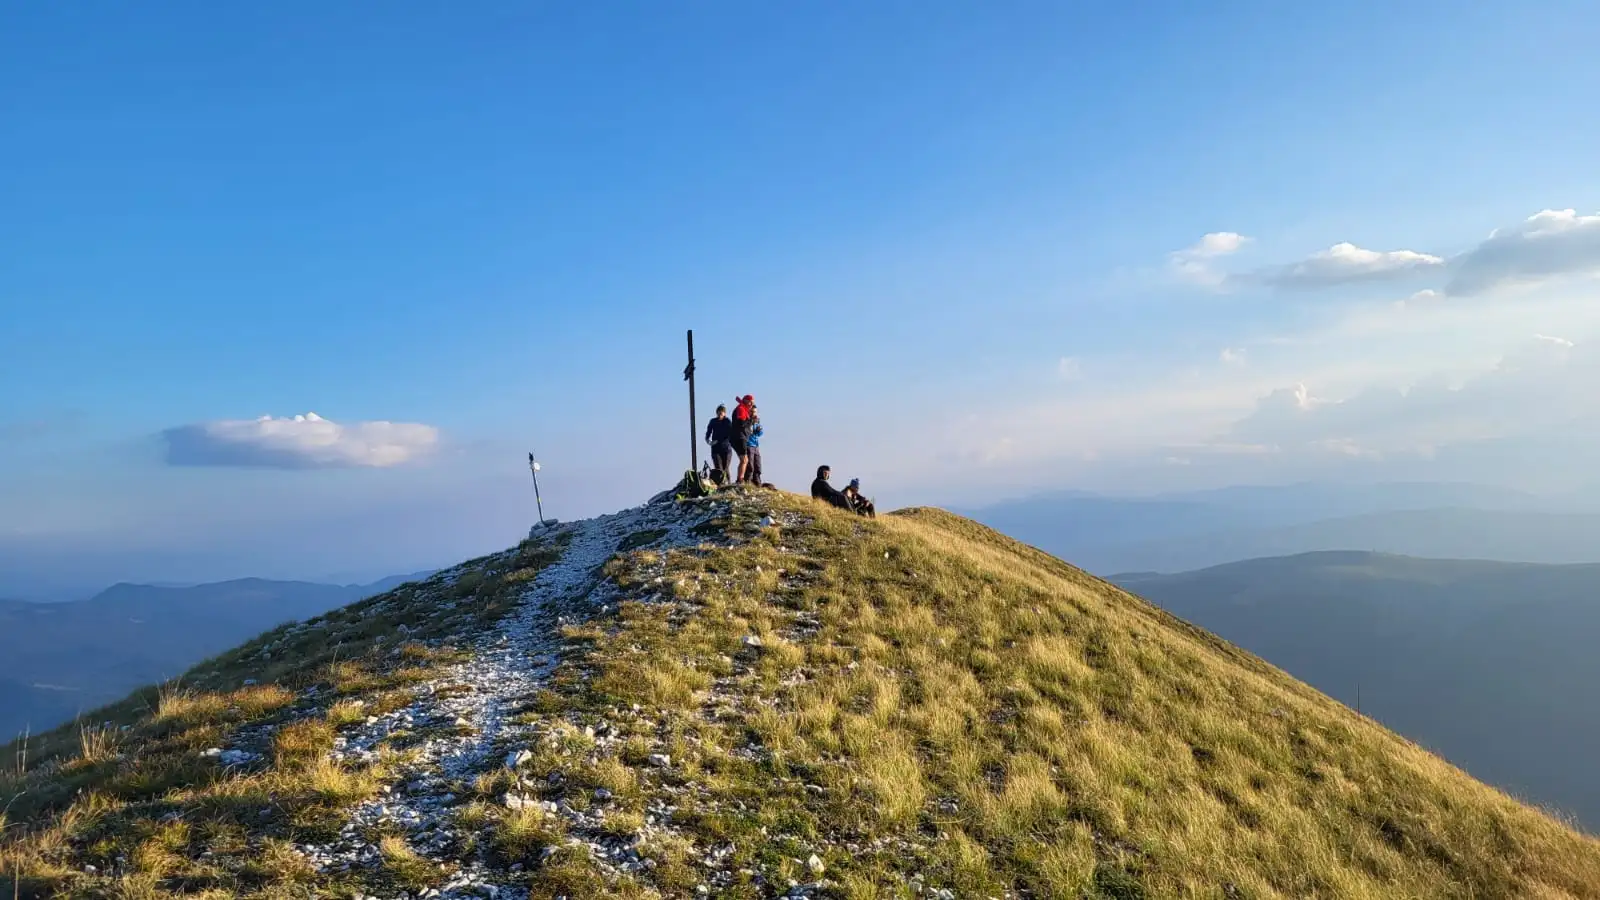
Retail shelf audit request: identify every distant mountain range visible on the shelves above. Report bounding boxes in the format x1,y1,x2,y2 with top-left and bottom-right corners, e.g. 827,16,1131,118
0,572,432,741
1116,551,1600,831
965,481,1600,574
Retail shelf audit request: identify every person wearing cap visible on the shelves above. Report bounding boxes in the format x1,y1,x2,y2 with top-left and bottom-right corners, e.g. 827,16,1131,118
810,465,853,510
842,478,876,518
704,404,734,485
731,395,756,484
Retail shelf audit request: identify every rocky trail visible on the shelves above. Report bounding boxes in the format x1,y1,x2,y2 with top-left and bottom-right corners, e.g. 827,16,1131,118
220,497,748,899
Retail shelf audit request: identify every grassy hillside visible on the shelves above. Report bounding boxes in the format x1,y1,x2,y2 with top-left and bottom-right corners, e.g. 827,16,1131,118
0,573,436,742
4,492,1598,899
1114,551,1600,832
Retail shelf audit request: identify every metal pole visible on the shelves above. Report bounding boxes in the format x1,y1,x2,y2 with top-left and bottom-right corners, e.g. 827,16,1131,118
685,329,698,474
528,452,546,524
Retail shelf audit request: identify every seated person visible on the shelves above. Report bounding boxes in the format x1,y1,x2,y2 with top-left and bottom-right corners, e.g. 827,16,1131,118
842,479,876,518
810,465,854,510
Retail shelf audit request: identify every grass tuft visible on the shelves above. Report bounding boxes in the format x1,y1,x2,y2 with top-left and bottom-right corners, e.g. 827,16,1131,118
494,807,566,864
272,719,336,770
378,834,446,891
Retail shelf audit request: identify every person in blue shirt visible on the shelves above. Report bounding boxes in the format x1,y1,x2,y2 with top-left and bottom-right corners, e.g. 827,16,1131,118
745,409,765,486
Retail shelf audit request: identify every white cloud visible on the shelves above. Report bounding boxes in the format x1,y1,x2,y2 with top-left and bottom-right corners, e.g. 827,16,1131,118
1391,289,1442,311
1169,231,1250,286
1173,208,1600,298
1057,356,1082,380
1446,209,1600,296
1225,382,1325,443
1219,347,1247,366
923,206,1600,495
1168,208,1600,299
162,412,440,469
1262,242,1444,289
1226,338,1596,458
910,319,1600,499
1191,232,1250,257
1308,437,1381,459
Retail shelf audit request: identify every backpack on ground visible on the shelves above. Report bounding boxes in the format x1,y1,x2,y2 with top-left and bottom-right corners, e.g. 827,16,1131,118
674,469,714,501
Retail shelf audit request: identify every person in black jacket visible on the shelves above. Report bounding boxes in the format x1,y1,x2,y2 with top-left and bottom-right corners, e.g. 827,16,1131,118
810,465,853,510
705,405,733,485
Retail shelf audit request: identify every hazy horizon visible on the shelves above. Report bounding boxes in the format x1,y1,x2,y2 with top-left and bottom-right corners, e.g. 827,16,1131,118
9,476,1600,601
7,5,1600,595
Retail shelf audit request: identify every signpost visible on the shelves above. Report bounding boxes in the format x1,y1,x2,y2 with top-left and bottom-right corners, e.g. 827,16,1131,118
527,451,552,527
684,329,698,475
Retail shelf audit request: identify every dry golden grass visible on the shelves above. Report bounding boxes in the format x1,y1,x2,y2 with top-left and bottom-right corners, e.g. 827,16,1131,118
0,531,570,899
271,719,336,770
567,494,1600,899
376,834,446,892
9,492,1598,899
493,807,567,864
74,725,121,766
324,698,368,728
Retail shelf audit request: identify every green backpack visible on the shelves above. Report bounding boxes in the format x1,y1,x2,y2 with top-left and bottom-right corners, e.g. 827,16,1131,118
673,469,713,501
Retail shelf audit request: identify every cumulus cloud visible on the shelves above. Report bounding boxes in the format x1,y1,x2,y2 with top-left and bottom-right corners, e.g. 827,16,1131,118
162,412,440,469
1229,383,1324,439
1057,356,1082,380
1219,347,1247,366
1260,242,1444,289
1446,209,1600,296
1169,232,1250,286
1168,207,1600,301
1226,337,1593,458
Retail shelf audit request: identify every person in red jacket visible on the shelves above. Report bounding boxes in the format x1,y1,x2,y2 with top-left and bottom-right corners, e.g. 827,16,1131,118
731,395,756,484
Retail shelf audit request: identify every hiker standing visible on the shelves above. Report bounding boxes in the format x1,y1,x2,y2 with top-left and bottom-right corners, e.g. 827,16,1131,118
704,404,734,485
732,395,756,485
745,408,764,486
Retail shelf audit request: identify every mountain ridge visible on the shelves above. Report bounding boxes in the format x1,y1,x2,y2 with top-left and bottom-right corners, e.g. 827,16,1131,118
0,571,437,742
979,502,1600,575
1113,549,1600,831
4,491,1597,899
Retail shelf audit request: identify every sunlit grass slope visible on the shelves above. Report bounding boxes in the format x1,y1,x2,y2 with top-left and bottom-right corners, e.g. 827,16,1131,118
4,491,1598,899
570,498,1600,898
0,535,568,899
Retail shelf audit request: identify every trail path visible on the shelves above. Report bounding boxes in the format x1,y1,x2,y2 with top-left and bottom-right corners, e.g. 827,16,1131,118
288,498,733,899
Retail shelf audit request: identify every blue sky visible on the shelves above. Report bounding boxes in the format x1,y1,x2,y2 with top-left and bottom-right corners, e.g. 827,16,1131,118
5,2,1600,596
